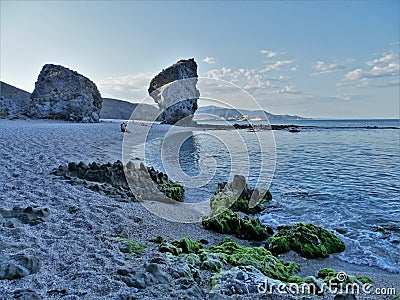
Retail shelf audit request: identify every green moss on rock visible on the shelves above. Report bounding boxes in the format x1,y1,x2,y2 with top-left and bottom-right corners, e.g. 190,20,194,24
202,211,267,241
357,275,372,284
118,238,147,255
172,237,204,254
266,223,345,258
209,238,300,282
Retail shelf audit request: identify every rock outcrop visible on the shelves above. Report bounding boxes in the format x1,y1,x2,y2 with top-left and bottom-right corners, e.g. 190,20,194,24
29,64,102,122
0,81,31,119
148,58,199,125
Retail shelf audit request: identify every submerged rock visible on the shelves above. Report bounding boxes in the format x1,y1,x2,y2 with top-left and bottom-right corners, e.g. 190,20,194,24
148,58,199,125
266,223,345,258
29,64,102,122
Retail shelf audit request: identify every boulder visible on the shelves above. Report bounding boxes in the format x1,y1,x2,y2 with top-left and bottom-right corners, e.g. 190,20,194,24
265,223,346,258
29,64,102,122
148,58,199,125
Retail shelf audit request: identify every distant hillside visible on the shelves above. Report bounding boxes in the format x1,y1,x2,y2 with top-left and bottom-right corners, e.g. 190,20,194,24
195,105,303,122
0,81,303,122
100,98,159,120
0,81,31,118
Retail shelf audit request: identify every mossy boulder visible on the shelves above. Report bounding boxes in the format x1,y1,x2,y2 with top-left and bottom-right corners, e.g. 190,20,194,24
316,267,372,288
159,237,299,282
172,237,204,254
147,166,184,201
202,211,268,241
212,176,272,215
266,223,345,258
209,238,300,282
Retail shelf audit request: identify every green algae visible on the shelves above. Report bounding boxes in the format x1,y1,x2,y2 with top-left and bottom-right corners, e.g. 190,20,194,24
172,237,204,254
118,237,147,255
202,211,267,241
209,238,300,282
266,223,345,258
357,275,372,284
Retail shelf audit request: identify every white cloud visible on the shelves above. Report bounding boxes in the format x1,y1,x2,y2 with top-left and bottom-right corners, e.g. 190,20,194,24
341,51,399,87
271,85,300,94
98,72,153,100
260,60,295,73
202,56,218,65
260,50,278,58
344,68,365,81
311,61,345,76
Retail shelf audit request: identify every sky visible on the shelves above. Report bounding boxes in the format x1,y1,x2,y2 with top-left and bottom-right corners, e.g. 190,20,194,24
1,0,399,118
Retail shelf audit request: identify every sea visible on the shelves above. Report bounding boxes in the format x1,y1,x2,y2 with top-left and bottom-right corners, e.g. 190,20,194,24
128,119,400,274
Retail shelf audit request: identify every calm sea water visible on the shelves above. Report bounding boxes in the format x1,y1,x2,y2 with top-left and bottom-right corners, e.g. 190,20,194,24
134,119,400,273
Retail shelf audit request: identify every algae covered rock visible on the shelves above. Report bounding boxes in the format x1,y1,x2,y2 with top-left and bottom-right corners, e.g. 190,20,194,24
52,161,184,202
202,176,273,241
209,238,300,282
212,175,272,215
266,223,345,258
202,211,268,241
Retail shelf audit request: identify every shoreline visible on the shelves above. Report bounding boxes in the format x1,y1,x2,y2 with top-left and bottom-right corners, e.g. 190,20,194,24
0,119,398,299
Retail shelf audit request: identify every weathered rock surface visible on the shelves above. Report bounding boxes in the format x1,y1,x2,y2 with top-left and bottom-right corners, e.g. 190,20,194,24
148,58,199,125
0,81,31,119
51,160,184,202
29,64,102,122
0,206,50,228
265,223,346,258
0,253,41,280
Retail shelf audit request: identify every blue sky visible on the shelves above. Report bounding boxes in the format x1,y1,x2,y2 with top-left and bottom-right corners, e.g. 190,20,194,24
1,1,399,118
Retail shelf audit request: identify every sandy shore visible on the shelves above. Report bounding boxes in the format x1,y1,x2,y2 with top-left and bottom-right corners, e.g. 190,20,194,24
0,119,398,299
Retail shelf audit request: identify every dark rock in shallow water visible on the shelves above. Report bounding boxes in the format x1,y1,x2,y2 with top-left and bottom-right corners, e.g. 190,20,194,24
148,58,199,125
28,64,102,122
202,176,272,240
266,222,345,258
52,161,184,202
213,175,272,215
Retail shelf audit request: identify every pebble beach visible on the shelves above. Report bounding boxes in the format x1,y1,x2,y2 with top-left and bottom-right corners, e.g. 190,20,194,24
0,119,398,300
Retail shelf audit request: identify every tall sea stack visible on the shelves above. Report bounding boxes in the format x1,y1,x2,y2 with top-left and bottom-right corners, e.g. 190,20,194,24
148,58,199,125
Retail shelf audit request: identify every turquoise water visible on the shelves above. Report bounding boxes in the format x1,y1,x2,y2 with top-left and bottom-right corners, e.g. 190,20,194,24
137,119,400,273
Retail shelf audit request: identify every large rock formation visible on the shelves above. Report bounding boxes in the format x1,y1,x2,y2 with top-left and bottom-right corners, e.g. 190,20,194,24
29,64,102,122
148,58,199,125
